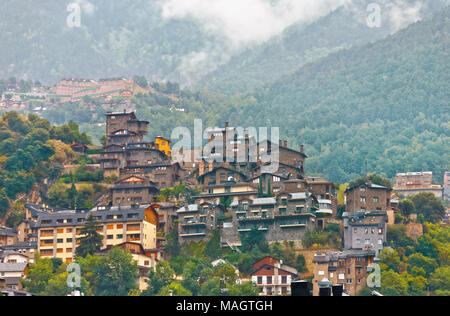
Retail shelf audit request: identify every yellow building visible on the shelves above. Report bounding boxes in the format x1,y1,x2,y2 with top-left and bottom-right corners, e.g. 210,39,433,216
35,204,159,263
155,136,171,157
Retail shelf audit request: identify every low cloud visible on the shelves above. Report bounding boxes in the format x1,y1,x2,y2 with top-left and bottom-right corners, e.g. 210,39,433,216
161,0,352,47
160,0,440,85
385,1,423,33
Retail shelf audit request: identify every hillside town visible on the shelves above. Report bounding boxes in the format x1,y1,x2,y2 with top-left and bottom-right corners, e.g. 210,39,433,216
0,108,448,297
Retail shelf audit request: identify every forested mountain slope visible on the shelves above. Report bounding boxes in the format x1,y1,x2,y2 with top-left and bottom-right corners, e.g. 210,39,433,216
0,0,215,84
197,0,449,94
236,6,450,183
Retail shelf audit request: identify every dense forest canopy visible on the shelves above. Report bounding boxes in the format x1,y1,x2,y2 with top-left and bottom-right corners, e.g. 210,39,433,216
0,112,90,217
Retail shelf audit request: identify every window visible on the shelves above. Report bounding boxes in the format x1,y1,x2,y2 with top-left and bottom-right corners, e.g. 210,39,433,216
267,277,272,284
373,197,379,203
378,239,383,245
257,277,263,284
365,239,371,245
282,276,287,284
360,197,366,203
67,238,73,243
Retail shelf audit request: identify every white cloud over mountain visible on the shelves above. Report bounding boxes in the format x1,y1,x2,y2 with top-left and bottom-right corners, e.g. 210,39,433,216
161,0,352,47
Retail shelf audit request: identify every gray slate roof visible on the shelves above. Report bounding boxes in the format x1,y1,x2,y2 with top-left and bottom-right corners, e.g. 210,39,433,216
0,262,27,272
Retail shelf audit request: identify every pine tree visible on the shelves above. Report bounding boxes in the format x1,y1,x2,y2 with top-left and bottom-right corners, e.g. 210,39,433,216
75,215,103,258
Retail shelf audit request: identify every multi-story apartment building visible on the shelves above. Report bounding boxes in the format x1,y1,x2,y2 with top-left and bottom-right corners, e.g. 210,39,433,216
194,181,259,205
251,257,298,296
395,171,433,187
312,250,376,296
105,111,148,146
394,171,442,198
49,78,134,103
100,111,184,206
345,182,392,213
222,193,318,246
205,123,257,170
111,175,159,207
35,204,159,263
121,161,184,189
257,140,306,178
197,164,249,186
343,211,388,254
177,202,226,244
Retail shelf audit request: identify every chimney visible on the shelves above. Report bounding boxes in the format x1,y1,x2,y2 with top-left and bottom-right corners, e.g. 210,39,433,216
301,145,304,154
225,122,229,128
284,140,288,148
279,140,283,147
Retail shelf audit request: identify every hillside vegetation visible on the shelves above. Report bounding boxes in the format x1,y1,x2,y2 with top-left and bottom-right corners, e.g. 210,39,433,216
0,112,90,219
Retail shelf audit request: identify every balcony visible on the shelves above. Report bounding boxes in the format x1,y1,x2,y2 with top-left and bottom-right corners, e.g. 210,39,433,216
238,214,274,222
180,220,207,227
276,210,314,217
279,222,306,228
179,232,207,237
238,226,269,232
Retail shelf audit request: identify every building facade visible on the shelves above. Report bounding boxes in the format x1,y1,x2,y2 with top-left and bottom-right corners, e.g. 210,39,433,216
346,182,392,213
35,205,159,262
177,203,226,244
343,211,388,254
312,250,376,296
222,193,318,246
394,171,442,198
251,257,298,296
